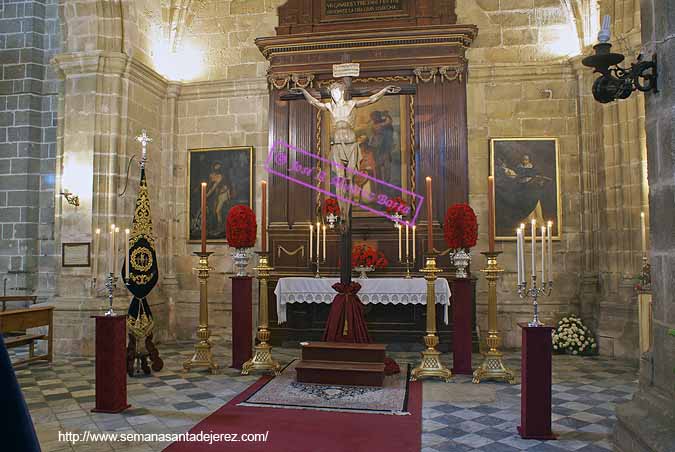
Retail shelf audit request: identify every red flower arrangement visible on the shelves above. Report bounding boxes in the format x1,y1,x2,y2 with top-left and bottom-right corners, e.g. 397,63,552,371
385,196,408,217
443,203,478,250
226,205,257,248
352,244,388,269
323,198,340,216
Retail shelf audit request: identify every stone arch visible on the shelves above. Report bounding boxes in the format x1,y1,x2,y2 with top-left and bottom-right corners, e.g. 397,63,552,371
59,0,139,55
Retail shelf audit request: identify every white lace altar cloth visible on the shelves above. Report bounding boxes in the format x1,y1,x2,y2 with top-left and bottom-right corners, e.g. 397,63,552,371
274,277,451,325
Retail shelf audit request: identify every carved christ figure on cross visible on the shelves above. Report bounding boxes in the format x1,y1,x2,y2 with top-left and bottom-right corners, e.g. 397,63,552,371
290,82,400,227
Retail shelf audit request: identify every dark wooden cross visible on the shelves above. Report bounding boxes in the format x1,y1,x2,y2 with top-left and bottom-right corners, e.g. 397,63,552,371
337,54,355,285
282,54,414,284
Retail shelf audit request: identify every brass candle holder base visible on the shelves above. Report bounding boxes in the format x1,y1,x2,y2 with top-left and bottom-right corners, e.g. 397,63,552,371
242,251,280,376
411,253,452,382
184,251,219,374
472,251,515,384
471,331,515,384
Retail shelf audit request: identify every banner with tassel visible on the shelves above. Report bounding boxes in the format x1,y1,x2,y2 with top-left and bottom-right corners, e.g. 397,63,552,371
124,131,163,376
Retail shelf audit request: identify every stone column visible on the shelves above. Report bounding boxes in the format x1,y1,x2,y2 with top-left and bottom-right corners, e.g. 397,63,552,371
614,0,675,449
162,82,179,340
572,19,647,360
51,51,131,355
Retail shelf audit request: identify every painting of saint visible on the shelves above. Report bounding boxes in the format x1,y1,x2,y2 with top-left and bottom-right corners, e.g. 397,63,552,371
187,147,253,243
490,138,561,239
320,93,412,213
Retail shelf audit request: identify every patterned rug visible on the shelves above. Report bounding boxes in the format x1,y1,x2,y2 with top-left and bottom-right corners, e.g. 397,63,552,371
238,360,411,415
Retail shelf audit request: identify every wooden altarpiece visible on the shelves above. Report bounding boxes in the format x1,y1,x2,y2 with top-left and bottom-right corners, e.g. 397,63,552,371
256,0,478,349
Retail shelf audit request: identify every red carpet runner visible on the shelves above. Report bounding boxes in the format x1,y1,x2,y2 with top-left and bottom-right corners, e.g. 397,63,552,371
164,376,422,452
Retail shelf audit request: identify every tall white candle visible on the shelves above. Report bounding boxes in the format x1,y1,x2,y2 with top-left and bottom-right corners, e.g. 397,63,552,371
640,212,646,255
405,224,409,259
316,222,320,259
397,224,402,261
412,226,416,260
94,228,100,278
115,227,120,275
531,220,536,277
517,228,522,284
541,226,546,284
322,225,326,260
547,221,553,282
309,224,313,261
520,223,525,283
109,224,115,274
125,228,130,280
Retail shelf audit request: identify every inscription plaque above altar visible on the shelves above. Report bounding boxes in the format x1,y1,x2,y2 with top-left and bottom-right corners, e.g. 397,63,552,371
322,0,406,20
276,0,457,35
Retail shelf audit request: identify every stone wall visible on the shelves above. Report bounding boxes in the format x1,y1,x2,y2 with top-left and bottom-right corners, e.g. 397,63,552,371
0,0,60,300
614,0,675,448
170,79,269,344
466,64,583,348
27,0,652,362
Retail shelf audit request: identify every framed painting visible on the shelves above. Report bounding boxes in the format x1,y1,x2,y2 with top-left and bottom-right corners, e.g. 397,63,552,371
187,146,254,243
318,93,414,217
490,138,561,240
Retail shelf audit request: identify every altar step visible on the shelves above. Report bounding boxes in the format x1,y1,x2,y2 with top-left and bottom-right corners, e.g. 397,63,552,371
296,342,386,387
296,360,385,387
301,341,386,363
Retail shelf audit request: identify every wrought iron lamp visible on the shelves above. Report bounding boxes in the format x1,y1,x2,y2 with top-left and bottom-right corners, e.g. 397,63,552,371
582,15,657,104
60,190,80,207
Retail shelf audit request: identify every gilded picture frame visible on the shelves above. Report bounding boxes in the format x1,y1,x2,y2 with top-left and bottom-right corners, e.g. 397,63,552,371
317,92,415,218
489,138,561,240
187,146,254,243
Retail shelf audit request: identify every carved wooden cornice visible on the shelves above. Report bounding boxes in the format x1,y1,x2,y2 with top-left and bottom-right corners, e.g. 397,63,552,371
413,61,467,83
256,25,478,60
267,72,317,90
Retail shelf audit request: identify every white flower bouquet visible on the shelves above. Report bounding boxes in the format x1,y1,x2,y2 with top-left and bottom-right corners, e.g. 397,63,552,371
552,314,597,355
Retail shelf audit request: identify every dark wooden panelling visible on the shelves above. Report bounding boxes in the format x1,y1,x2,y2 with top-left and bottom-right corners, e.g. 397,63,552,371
288,98,316,226
262,10,476,342
269,90,290,224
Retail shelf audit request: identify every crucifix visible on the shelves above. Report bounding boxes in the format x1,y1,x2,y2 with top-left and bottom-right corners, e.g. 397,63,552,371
136,130,152,169
291,55,400,284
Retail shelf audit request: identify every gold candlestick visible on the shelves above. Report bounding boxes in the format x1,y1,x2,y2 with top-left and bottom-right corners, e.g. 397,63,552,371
242,251,281,375
183,251,219,374
472,251,515,384
411,253,452,381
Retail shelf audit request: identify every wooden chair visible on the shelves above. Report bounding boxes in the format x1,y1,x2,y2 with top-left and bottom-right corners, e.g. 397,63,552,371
0,306,53,366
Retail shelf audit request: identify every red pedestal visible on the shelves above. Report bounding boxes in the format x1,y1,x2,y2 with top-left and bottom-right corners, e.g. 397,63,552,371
231,276,253,369
451,278,473,374
518,323,556,440
91,315,130,413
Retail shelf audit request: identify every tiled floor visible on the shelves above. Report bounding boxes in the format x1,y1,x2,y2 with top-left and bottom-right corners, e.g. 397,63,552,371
10,343,637,451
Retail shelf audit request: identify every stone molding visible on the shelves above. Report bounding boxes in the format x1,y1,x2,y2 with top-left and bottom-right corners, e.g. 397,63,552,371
177,78,269,100
468,62,576,83
52,51,169,99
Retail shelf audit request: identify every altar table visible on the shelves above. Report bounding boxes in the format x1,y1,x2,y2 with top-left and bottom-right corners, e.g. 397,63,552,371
275,277,451,325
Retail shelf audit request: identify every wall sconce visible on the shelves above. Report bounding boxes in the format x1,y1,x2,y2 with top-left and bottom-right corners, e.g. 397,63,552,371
582,15,657,104
60,190,80,207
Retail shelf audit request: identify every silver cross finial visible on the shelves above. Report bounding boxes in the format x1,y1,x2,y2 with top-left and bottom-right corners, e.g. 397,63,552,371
136,130,152,169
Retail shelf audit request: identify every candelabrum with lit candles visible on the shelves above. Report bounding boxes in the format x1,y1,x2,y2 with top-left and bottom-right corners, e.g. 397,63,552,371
309,221,327,278
242,251,281,375
515,221,554,327
396,222,416,279
98,225,123,315
104,272,117,316
183,251,219,374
